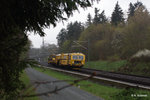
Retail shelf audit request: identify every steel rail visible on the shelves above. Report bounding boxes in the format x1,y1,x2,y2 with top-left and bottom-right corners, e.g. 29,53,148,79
82,68,150,79
37,65,150,90
80,68,150,86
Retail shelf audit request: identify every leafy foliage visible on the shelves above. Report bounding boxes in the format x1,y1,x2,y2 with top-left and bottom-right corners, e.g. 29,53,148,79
93,8,100,24
1,0,95,36
93,8,107,25
79,24,115,60
0,35,29,99
57,21,84,53
57,28,68,47
0,0,98,99
56,1,150,62
121,5,150,58
128,1,143,19
86,13,93,27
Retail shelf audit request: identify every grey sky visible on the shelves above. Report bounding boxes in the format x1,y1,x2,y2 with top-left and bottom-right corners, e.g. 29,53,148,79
29,0,150,48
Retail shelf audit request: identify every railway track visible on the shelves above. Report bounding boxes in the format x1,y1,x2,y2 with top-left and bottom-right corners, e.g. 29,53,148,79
80,68,150,87
38,64,150,90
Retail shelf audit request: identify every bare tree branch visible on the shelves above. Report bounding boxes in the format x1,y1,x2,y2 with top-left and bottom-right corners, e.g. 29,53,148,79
19,73,95,98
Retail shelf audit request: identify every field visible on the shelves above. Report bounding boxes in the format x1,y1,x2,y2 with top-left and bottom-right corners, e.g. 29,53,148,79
35,67,150,100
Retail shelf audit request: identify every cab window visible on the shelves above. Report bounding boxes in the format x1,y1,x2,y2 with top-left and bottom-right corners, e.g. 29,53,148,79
79,56,83,60
64,55,67,59
73,55,78,60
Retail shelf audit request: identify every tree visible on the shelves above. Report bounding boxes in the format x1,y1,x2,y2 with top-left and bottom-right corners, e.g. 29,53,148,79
111,2,124,26
128,1,143,18
57,21,84,53
99,10,107,24
86,13,92,27
79,23,115,60
57,28,67,47
93,8,107,25
121,6,150,58
29,43,58,62
67,21,84,40
134,1,143,9
128,3,135,17
93,8,100,24
0,0,98,99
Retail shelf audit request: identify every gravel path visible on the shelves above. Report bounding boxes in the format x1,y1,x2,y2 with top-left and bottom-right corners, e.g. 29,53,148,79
25,68,103,100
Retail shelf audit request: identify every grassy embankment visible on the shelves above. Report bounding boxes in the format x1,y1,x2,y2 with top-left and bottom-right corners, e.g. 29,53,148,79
85,60,150,76
20,71,40,100
35,67,150,100
118,62,150,76
84,60,127,72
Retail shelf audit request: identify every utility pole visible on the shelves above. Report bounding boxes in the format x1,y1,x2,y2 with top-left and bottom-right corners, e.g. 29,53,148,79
42,37,45,47
41,37,45,63
88,39,90,63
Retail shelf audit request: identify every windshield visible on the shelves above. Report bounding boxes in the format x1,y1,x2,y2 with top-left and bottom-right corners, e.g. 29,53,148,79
72,55,83,60
78,56,83,60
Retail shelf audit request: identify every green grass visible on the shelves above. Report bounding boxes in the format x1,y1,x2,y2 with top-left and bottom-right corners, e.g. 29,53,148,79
20,71,30,86
118,62,150,76
85,60,150,77
113,88,150,100
35,67,150,100
85,60,127,72
34,67,122,100
20,71,40,100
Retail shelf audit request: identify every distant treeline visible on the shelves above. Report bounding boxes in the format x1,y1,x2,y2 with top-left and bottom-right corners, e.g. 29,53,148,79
29,44,58,62
57,1,150,60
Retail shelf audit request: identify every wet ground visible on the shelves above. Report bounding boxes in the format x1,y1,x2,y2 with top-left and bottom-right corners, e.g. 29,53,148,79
26,68,103,100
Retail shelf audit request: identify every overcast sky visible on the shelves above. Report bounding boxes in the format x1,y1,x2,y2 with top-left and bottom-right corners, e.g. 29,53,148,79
28,0,150,48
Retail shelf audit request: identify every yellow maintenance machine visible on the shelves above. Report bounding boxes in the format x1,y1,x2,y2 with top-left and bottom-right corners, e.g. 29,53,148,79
48,53,85,68
48,54,56,65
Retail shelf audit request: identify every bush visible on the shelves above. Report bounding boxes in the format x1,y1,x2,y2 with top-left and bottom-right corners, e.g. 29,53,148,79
112,88,149,100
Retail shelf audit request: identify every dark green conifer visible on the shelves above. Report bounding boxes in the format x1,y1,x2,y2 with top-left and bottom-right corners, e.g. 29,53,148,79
111,1,124,26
